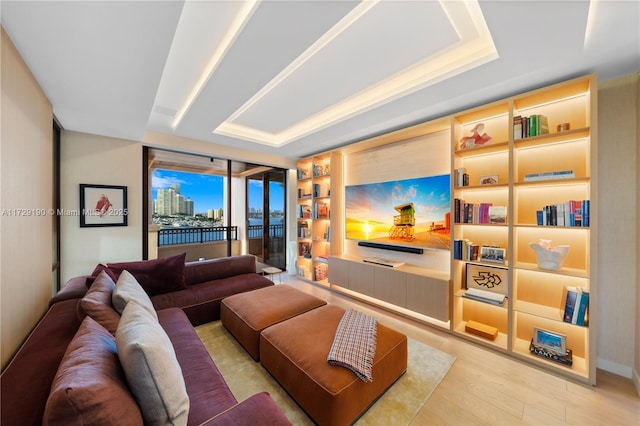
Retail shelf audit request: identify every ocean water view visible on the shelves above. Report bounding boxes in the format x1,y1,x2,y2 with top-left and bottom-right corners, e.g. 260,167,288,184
158,217,284,246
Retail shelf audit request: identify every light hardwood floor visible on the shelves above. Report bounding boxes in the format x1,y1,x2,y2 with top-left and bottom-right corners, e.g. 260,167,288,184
279,275,640,425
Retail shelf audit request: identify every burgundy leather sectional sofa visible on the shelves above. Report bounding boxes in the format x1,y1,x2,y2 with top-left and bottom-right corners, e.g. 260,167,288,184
1,254,290,426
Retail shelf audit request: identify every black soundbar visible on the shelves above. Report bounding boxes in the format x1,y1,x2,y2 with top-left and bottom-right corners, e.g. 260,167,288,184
358,241,424,254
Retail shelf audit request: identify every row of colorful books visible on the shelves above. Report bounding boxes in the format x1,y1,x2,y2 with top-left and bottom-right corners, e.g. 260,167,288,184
454,199,507,224
514,114,549,139
563,286,589,326
536,200,590,227
453,239,479,261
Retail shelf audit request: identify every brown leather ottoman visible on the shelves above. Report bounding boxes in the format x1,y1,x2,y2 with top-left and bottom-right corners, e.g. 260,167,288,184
221,284,326,360
260,304,408,426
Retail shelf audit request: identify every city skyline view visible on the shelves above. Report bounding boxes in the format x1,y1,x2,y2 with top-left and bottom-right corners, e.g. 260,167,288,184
152,169,284,216
152,169,223,215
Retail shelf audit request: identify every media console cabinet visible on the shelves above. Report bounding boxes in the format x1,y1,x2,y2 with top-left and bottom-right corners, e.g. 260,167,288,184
328,255,449,324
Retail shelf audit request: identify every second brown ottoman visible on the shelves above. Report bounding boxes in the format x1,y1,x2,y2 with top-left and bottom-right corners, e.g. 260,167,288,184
221,284,327,360
260,304,408,426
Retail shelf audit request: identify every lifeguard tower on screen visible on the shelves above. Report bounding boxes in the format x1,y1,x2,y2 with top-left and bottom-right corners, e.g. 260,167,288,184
389,203,415,241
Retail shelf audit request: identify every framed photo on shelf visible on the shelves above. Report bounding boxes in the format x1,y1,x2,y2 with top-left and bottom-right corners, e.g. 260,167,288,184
465,263,508,295
298,241,311,258
79,184,128,228
480,246,506,264
479,174,499,185
532,327,567,355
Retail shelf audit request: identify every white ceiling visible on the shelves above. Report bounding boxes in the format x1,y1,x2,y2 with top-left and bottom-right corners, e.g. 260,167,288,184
2,1,639,160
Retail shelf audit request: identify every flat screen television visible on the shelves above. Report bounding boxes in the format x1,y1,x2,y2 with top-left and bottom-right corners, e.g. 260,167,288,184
345,174,451,251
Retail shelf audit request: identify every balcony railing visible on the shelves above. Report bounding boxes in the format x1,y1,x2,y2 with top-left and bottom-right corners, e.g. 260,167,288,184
247,224,284,239
158,224,285,246
158,226,238,246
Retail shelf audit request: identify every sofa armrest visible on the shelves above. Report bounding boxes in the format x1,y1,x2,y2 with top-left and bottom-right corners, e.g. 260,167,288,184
200,392,292,426
50,276,89,305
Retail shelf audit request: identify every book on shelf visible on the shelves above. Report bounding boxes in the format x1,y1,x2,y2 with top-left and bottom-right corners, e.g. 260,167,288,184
297,221,310,238
454,199,506,225
523,170,575,182
314,255,329,264
455,168,468,187
513,114,549,139
297,188,312,199
313,183,330,198
453,239,479,261
563,287,578,322
563,286,589,325
536,200,589,227
513,116,523,140
575,291,589,326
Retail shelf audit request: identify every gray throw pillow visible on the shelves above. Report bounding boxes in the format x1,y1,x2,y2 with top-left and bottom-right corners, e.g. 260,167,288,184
116,301,189,426
112,270,157,319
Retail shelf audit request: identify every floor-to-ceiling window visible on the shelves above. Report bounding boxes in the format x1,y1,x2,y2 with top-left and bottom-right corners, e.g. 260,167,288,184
143,148,287,267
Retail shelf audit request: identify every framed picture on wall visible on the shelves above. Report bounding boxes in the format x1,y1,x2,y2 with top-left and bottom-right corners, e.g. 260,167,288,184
79,184,128,227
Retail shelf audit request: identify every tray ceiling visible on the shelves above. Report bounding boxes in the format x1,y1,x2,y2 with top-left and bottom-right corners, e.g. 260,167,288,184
2,0,638,160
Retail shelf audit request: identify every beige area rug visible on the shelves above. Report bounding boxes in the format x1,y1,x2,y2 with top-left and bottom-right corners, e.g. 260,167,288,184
196,320,455,425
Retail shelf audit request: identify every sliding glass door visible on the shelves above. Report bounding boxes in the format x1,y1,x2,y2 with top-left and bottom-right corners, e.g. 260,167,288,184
247,170,286,270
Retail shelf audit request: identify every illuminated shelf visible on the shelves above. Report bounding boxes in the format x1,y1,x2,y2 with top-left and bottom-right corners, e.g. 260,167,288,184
451,74,596,385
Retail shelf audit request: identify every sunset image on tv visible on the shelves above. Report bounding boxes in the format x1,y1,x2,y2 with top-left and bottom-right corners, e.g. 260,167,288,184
345,175,451,250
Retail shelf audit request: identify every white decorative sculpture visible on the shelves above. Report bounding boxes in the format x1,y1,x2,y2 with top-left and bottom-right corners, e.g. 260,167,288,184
529,239,570,271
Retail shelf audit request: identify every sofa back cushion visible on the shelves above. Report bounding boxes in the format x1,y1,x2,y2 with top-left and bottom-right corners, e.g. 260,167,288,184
77,270,120,334
106,253,187,296
184,255,256,286
116,301,190,426
112,270,157,319
43,316,143,426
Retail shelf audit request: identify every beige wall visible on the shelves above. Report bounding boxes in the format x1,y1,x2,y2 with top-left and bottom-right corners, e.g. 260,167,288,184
0,28,53,368
60,131,143,283
597,73,638,378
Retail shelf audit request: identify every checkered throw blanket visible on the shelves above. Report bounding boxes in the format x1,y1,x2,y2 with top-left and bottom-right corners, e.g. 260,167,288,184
327,308,378,382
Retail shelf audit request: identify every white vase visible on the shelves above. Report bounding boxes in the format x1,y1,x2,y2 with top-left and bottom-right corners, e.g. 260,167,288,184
529,242,570,270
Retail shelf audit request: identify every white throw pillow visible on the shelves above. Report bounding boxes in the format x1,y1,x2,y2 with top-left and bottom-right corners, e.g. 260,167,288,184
116,301,189,426
112,270,157,319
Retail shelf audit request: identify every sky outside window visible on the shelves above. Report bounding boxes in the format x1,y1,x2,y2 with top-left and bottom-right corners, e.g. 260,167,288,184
153,169,284,215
